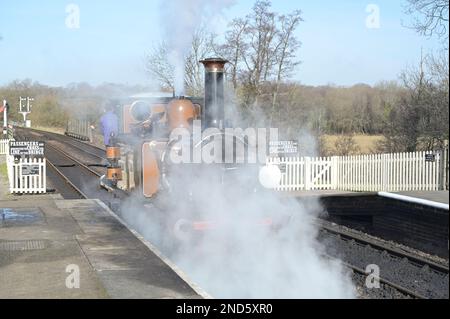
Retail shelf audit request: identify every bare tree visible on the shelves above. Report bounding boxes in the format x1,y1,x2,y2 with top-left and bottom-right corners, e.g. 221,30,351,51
379,51,449,152
218,0,302,121
239,0,278,105
270,10,302,124
405,0,449,42
145,27,216,95
220,18,248,89
145,42,174,91
184,29,216,96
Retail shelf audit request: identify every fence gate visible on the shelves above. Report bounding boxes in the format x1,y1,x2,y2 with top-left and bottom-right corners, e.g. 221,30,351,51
267,156,334,191
6,155,46,194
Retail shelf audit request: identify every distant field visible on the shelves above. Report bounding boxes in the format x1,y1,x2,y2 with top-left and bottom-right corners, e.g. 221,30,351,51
322,134,384,155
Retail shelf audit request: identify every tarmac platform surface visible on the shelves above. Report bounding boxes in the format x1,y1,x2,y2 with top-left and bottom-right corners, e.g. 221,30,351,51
393,191,449,205
0,197,203,299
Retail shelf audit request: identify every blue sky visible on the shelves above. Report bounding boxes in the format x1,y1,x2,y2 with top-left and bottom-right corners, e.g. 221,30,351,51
0,0,443,87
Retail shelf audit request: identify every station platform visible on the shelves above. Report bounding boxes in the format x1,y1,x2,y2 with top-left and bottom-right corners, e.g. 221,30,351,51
283,190,367,198
283,189,448,257
284,190,449,206
0,197,204,299
392,191,449,205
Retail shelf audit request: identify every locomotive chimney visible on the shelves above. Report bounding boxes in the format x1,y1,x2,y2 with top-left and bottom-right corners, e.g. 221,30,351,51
200,58,228,129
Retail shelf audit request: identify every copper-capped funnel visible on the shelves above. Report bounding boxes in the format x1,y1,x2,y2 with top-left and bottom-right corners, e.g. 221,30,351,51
200,58,228,72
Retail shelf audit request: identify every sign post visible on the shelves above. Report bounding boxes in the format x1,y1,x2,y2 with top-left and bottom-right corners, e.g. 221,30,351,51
1,99,8,136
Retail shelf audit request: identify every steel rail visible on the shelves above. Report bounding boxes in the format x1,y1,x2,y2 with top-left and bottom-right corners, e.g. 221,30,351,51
318,220,449,275
322,252,427,299
45,142,102,178
46,159,88,199
344,259,427,299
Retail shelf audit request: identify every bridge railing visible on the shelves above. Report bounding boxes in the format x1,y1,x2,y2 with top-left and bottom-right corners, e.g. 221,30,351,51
66,119,92,141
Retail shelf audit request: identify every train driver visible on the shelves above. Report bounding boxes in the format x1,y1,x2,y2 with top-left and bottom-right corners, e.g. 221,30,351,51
100,101,119,147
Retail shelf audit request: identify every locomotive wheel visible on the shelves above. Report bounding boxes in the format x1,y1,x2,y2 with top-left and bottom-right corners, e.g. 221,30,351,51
172,218,193,242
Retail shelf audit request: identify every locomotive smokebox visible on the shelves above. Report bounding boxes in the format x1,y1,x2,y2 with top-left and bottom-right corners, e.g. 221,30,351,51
200,58,228,130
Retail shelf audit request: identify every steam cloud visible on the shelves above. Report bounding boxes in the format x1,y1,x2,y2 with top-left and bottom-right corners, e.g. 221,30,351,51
160,0,235,95
119,127,355,298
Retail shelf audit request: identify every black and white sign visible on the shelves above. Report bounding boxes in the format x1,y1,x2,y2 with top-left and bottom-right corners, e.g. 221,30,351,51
9,141,45,156
425,153,436,162
269,140,299,156
21,165,41,176
278,163,287,174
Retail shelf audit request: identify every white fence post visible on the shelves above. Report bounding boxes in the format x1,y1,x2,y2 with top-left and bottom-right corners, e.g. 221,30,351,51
304,157,311,190
0,139,9,155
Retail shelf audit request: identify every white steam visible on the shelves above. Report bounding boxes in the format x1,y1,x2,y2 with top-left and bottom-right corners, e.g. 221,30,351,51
119,127,356,298
160,0,235,95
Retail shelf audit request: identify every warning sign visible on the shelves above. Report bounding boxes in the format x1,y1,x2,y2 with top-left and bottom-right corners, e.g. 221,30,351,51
21,165,41,176
9,141,45,157
269,140,299,156
425,153,436,162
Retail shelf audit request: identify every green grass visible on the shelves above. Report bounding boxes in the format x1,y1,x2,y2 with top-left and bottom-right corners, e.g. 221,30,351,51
0,162,9,198
0,162,7,179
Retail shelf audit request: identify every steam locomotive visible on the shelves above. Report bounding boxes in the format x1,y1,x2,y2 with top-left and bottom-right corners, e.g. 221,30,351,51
101,58,276,240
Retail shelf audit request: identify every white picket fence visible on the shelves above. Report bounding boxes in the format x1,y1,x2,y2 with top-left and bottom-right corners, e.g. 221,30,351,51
6,155,46,194
268,149,448,192
0,139,9,155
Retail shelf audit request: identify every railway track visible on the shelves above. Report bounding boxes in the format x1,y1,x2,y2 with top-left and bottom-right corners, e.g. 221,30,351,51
45,142,102,178
318,219,449,299
319,219,449,273
13,127,117,202
46,159,88,199
11,126,449,299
